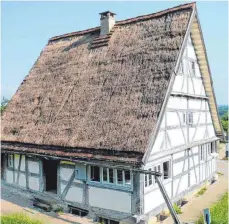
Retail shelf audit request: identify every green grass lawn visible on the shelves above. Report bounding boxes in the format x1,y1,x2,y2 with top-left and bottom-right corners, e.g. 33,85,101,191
196,192,228,224
1,213,43,224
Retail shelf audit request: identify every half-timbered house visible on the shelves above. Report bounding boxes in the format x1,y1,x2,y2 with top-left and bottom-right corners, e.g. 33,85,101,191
1,2,223,224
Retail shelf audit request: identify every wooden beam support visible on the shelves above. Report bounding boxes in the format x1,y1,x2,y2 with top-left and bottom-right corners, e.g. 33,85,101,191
16,155,22,185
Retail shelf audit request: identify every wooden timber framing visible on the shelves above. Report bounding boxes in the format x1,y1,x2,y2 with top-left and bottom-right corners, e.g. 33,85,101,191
16,154,22,185
60,169,76,199
143,4,196,164
1,3,223,223
25,155,29,189
191,9,224,139
147,137,219,163
170,92,208,100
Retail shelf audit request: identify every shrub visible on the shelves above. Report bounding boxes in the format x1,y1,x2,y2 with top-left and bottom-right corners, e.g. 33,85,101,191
196,187,207,196
196,193,228,224
1,213,43,224
216,171,224,176
173,203,182,214
54,206,64,214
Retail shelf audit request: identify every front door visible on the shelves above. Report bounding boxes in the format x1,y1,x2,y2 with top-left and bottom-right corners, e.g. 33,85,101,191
43,159,58,194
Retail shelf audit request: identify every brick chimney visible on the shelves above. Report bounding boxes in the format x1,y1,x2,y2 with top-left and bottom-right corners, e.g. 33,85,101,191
99,11,116,36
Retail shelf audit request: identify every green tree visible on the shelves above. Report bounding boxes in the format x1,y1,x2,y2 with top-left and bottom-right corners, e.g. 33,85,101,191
1,97,9,114
221,112,228,135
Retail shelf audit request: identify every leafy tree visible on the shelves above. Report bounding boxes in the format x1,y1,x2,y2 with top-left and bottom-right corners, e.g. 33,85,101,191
221,112,228,135
218,105,228,117
218,105,228,136
1,97,9,114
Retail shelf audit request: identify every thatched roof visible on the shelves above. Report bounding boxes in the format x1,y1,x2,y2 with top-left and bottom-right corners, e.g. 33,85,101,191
1,3,194,161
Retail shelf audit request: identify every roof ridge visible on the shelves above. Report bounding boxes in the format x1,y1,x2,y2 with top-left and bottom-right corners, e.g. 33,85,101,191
49,2,195,42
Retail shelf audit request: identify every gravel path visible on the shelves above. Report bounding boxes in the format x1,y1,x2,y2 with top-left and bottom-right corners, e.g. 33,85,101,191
160,146,228,224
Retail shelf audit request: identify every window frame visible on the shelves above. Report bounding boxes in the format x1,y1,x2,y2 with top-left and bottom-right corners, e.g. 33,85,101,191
208,144,211,155
89,165,101,182
162,161,171,180
124,170,131,185
188,112,194,125
211,142,216,153
116,169,124,185
7,154,14,169
88,166,132,187
200,145,205,161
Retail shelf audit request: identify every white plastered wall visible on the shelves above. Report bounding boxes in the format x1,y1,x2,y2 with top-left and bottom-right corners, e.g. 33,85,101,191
143,34,217,215
5,154,41,191
59,162,84,203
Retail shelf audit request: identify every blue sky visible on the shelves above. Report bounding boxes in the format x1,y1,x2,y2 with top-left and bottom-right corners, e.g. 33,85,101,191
1,1,228,105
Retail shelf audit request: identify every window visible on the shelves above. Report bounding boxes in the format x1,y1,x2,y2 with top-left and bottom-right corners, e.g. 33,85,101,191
117,170,123,185
145,173,148,187
211,142,215,153
90,166,100,182
145,169,153,187
102,168,108,182
89,166,131,186
69,206,88,217
98,217,119,224
163,161,170,180
148,169,152,185
189,112,194,125
182,113,186,125
191,61,195,76
109,168,114,183
7,154,13,168
208,144,211,155
200,145,204,161
154,165,161,184
124,170,131,185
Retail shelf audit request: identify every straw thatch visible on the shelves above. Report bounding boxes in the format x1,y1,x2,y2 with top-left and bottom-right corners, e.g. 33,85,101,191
1,3,193,157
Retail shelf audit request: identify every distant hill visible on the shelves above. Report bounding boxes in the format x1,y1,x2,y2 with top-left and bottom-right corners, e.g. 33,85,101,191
218,105,228,117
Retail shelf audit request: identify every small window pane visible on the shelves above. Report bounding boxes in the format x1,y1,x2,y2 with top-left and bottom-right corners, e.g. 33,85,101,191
200,145,204,161
124,170,131,185
90,166,100,182
158,165,161,173
211,142,215,153
117,170,123,184
191,62,195,76
145,174,148,187
183,113,186,125
103,168,108,182
149,169,152,185
163,161,170,180
189,112,193,124
109,169,114,183
208,144,211,155
110,220,119,224
154,167,157,184
7,154,13,168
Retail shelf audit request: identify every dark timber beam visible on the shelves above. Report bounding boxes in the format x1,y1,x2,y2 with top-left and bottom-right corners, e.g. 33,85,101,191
170,92,208,100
